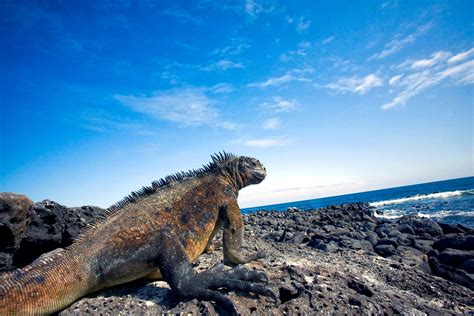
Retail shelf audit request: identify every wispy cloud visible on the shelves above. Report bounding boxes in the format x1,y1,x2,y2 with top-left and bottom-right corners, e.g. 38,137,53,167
388,74,403,86
240,137,289,147
201,59,244,71
213,38,250,56
296,16,311,32
383,48,474,109
115,87,235,128
80,111,156,135
279,41,311,62
380,1,398,10
322,36,335,45
448,48,474,63
245,0,274,16
209,83,235,94
161,7,203,25
324,74,383,95
369,21,434,60
263,118,281,130
411,51,452,69
248,68,314,88
260,96,299,113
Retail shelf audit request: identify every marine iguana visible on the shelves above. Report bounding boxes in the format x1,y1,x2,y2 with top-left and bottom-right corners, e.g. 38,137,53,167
0,152,276,315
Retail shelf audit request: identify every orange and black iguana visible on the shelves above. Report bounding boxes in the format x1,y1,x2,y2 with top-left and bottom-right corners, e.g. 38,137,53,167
0,152,276,315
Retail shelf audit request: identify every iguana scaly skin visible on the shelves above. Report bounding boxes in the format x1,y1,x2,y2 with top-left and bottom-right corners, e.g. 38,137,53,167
0,153,275,315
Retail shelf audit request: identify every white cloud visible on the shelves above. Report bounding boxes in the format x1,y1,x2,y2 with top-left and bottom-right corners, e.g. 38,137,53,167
296,16,311,32
260,96,299,113
116,87,235,128
263,118,281,130
245,0,274,16
241,138,287,148
324,74,383,95
322,36,335,45
213,38,250,56
369,22,434,59
448,48,474,63
201,59,244,71
279,42,311,62
411,51,452,69
383,49,474,110
248,68,313,88
209,83,235,94
389,74,403,86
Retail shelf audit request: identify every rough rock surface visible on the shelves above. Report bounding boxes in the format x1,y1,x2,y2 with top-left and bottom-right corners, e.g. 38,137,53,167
0,193,33,271
0,196,106,271
1,197,473,314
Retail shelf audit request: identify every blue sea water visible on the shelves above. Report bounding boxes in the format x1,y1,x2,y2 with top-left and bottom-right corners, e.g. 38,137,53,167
242,177,474,227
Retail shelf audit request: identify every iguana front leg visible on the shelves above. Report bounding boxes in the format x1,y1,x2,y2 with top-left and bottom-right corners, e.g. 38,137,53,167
157,228,276,316
223,201,265,265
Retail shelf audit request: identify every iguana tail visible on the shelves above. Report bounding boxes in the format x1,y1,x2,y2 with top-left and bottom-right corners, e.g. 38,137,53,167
0,249,95,315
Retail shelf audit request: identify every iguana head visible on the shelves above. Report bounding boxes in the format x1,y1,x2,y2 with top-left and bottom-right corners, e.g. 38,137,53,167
222,155,267,189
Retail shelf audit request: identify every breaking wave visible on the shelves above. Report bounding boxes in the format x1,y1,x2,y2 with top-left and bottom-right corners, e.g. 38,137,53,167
374,209,474,220
369,189,473,207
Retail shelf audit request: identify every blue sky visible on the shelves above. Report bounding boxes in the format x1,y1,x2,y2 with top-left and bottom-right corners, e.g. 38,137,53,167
1,0,472,208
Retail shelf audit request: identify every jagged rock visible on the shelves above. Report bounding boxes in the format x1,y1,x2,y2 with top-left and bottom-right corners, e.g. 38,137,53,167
0,197,106,271
0,193,33,251
1,195,473,314
0,193,33,271
375,244,396,257
398,224,415,235
308,238,339,253
412,239,433,253
438,248,474,267
433,235,474,251
456,259,474,274
429,257,474,290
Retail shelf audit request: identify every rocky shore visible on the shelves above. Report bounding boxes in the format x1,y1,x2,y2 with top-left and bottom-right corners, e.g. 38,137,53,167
1,193,473,314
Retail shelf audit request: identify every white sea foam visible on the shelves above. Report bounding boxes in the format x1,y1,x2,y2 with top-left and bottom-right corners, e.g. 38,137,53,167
369,190,472,207
373,209,405,219
417,210,474,219
375,209,474,220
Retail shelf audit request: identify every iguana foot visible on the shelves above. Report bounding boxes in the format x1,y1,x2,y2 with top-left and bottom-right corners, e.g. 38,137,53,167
224,250,267,266
174,264,277,316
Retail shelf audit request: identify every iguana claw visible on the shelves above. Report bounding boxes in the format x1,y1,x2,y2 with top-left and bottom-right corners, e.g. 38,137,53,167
175,265,276,315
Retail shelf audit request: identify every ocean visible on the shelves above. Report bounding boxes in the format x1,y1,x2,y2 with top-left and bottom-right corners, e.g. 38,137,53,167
242,177,474,227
